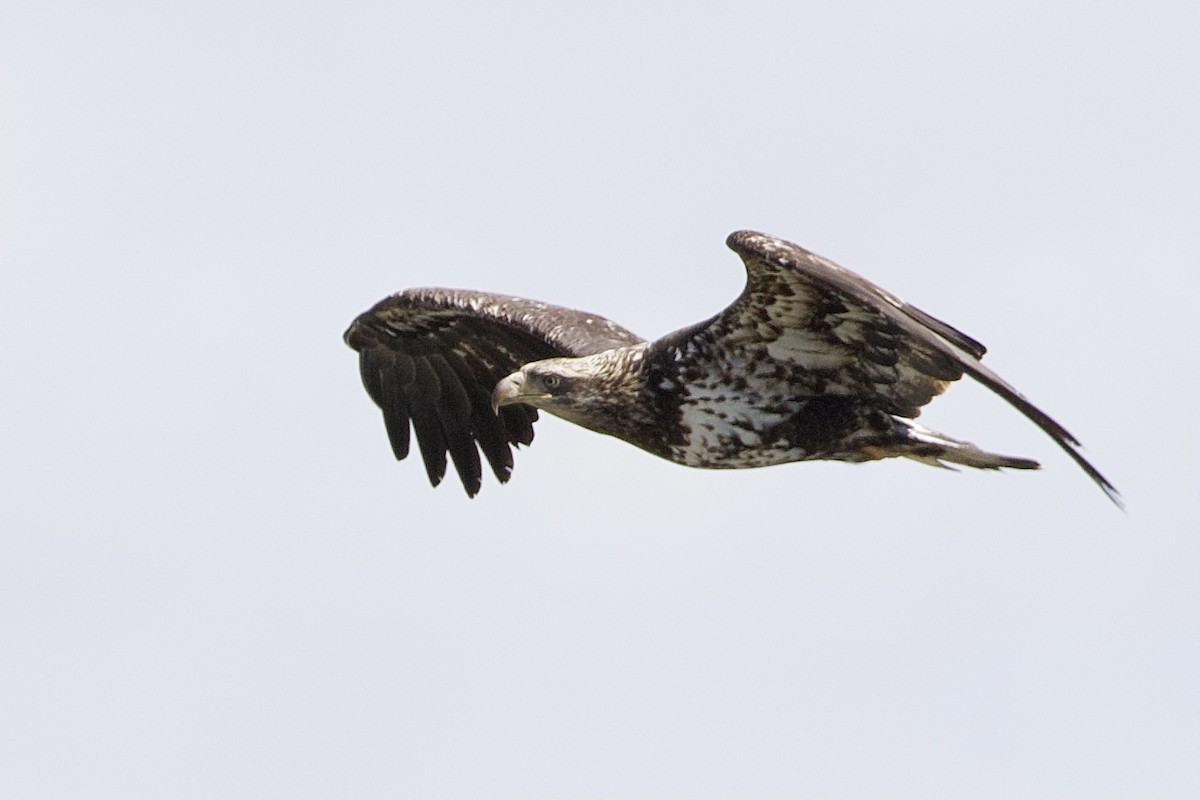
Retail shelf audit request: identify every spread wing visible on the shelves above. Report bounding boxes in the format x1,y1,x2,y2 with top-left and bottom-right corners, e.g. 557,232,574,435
345,288,645,496
673,230,1118,502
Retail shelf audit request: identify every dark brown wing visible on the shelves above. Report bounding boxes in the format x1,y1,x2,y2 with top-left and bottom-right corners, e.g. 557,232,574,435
345,288,645,496
681,231,1119,503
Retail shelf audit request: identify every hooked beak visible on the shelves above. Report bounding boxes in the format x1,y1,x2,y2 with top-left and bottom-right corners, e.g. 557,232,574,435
491,372,522,414
491,371,549,414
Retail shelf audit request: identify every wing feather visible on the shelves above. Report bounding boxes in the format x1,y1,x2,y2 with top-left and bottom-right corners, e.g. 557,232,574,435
427,354,483,495
406,358,448,487
345,288,645,496
687,231,1118,503
373,351,413,461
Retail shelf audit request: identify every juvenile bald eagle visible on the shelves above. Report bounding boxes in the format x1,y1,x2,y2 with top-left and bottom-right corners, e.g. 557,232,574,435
345,231,1118,504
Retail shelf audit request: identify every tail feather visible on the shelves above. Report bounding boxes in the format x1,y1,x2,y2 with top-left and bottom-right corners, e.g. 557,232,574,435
897,420,1040,472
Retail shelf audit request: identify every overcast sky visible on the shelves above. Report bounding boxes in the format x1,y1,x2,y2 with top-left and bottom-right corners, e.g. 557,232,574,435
2,2,1197,797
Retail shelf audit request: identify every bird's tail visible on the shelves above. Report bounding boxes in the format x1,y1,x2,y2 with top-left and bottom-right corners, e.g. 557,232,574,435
888,419,1040,472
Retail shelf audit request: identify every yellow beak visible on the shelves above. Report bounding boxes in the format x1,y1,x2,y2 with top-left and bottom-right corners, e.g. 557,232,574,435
491,371,553,414
490,372,521,414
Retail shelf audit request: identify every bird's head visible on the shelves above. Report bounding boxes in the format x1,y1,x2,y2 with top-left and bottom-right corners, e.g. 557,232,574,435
491,347,647,432
491,357,593,414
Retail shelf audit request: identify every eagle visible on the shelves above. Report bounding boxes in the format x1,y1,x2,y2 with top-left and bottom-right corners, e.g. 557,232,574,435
344,230,1119,505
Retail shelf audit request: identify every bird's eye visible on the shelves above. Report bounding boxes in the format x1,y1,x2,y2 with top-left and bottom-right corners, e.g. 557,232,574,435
542,374,561,390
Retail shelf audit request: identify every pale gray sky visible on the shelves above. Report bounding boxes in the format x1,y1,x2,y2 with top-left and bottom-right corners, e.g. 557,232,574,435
2,1,1197,797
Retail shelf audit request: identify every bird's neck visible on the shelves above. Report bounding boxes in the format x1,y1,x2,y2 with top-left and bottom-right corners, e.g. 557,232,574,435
540,344,668,451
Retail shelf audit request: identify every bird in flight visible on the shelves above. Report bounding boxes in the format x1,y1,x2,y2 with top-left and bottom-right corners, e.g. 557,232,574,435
345,231,1119,505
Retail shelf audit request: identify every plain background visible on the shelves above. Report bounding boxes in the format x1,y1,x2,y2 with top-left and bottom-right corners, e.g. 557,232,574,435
2,2,1197,797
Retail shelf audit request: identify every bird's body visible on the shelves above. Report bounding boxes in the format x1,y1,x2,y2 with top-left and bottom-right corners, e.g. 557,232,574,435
345,231,1118,503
